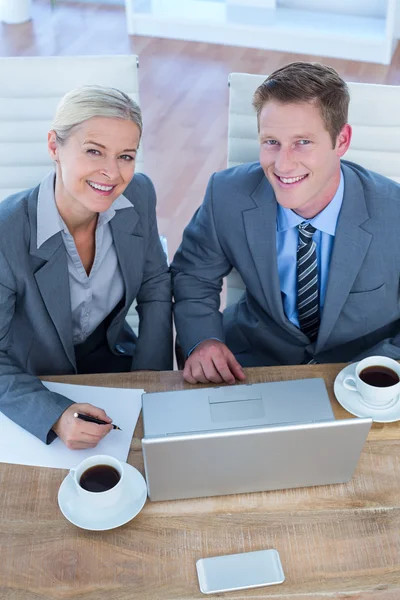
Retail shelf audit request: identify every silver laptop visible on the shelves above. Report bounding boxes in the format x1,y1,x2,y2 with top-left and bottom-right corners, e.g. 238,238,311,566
142,378,372,501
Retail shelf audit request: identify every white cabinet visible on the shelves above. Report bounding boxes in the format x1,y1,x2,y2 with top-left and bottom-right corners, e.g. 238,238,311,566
125,0,399,65
0,0,32,23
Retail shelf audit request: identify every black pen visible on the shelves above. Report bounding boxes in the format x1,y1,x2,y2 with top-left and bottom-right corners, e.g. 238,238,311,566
73,412,122,431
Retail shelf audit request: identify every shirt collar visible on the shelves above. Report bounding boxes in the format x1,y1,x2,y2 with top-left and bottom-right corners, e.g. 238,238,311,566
276,169,344,236
98,192,132,228
37,171,133,249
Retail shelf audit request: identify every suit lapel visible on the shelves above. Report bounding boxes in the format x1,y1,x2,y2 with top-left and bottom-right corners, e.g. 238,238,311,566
316,165,372,351
28,188,76,369
110,206,142,312
244,176,297,330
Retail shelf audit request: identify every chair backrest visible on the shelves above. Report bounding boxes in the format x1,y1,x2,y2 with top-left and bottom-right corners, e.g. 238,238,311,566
0,54,143,202
226,72,400,305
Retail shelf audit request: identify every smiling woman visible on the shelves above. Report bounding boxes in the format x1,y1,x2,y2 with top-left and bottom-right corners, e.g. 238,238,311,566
0,85,172,449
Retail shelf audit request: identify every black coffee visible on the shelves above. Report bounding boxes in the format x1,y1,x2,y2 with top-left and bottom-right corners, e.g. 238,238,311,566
359,366,399,388
79,465,120,493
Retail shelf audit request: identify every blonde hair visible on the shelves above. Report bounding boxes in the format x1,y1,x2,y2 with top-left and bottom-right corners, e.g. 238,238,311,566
253,62,350,147
52,85,142,143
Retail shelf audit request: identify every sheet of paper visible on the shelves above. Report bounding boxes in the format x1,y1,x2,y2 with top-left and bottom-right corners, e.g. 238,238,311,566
0,382,143,469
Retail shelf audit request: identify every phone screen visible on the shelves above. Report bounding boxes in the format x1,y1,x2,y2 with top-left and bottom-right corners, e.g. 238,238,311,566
196,548,285,594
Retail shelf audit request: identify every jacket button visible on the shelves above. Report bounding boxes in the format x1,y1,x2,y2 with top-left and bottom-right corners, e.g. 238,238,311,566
115,344,126,354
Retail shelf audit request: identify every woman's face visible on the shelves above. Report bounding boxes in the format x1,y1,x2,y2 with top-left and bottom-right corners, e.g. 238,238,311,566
48,116,141,216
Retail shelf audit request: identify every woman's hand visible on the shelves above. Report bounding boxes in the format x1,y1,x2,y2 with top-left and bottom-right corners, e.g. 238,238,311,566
52,403,113,449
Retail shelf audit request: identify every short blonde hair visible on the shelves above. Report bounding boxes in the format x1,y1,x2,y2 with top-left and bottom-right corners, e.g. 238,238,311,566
52,85,142,143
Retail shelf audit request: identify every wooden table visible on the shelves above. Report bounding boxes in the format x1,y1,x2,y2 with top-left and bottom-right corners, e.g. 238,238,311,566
0,364,399,599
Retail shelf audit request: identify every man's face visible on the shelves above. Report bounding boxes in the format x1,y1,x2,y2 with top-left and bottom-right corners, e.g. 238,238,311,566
258,100,351,218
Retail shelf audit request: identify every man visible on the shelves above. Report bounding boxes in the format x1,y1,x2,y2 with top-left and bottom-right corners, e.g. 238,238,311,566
171,62,400,384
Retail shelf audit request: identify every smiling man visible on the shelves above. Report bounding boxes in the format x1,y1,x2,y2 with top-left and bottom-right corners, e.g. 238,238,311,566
172,62,400,384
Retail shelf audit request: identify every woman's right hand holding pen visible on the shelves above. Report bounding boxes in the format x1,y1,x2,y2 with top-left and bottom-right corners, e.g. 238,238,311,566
52,403,113,449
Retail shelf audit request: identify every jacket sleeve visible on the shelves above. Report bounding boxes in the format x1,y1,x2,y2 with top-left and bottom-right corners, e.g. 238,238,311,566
352,337,400,362
171,173,233,357
131,176,173,371
0,251,73,444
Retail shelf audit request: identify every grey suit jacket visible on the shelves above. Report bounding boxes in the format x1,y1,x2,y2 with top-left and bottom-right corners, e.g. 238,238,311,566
0,173,172,443
172,160,400,367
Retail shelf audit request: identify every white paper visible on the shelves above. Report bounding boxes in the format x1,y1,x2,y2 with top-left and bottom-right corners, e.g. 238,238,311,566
0,381,143,469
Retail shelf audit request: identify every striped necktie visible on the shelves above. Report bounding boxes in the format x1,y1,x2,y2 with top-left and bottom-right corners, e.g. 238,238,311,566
297,222,320,342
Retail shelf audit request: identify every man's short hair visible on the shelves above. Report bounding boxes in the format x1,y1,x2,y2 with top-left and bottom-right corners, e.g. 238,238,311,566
253,62,350,146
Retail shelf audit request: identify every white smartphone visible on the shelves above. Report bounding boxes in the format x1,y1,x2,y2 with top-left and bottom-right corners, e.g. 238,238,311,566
196,548,285,594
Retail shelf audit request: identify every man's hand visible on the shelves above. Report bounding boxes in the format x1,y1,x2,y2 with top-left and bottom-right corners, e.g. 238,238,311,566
183,339,246,384
52,403,113,449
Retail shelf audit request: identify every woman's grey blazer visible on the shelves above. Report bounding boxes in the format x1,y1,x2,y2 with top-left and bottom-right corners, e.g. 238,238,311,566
0,173,172,443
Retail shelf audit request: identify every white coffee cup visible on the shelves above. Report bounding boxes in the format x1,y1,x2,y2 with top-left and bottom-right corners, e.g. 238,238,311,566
69,455,125,509
343,355,400,409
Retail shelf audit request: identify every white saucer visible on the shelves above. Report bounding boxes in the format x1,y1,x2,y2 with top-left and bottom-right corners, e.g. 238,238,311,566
58,463,147,531
334,362,400,423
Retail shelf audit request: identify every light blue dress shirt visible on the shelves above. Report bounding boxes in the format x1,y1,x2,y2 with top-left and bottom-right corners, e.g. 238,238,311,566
276,170,344,328
37,171,133,345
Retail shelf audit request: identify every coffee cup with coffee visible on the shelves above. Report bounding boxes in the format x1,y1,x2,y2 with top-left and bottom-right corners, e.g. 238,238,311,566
343,355,400,409
69,455,125,509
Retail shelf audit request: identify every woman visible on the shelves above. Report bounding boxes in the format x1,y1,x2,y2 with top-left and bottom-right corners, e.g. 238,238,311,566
0,85,172,449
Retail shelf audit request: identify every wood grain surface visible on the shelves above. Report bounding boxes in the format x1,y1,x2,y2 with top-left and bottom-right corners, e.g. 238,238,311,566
0,364,399,599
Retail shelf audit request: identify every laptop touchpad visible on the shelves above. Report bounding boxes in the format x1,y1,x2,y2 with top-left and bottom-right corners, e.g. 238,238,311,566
209,398,264,422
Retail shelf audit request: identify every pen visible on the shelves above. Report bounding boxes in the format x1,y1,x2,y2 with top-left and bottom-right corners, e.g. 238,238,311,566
73,412,122,431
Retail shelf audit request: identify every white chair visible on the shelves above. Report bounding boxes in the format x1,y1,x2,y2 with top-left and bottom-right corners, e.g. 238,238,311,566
0,55,143,200
226,72,400,305
0,54,146,333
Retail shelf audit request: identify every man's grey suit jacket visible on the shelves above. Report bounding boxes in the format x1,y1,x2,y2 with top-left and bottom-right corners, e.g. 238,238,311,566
0,173,172,443
172,160,400,367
